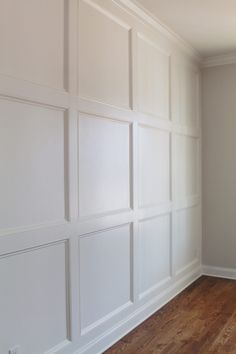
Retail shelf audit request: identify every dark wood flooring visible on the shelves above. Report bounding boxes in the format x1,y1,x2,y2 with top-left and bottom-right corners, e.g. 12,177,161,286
105,276,236,354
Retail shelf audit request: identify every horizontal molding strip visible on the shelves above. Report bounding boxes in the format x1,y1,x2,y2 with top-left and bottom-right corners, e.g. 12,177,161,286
78,211,135,236
176,258,199,277
0,74,69,109
78,97,171,127
173,195,201,211
202,265,236,280
0,222,72,256
138,202,172,220
78,97,200,137
81,301,133,336
173,123,201,138
139,276,172,300
202,52,236,68
45,340,72,354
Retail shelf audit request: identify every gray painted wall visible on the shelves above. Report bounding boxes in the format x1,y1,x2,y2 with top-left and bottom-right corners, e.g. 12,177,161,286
203,63,236,268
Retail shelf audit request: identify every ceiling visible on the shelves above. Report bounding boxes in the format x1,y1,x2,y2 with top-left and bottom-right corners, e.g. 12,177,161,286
134,0,236,57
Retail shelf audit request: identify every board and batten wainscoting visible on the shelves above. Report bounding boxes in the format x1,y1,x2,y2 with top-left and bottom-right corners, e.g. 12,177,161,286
0,0,202,353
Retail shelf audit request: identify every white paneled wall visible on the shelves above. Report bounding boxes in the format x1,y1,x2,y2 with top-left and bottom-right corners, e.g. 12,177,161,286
0,0,201,353
139,215,171,298
137,33,170,118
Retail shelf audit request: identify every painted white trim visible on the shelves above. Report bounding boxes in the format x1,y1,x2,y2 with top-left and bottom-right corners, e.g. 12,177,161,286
45,339,71,354
114,0,236,68
75,266,202,354
113,0,202,62
202,52,236,68
202,265,236,280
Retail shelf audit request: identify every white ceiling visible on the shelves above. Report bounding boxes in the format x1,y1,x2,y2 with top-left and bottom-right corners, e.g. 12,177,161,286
134,0,236,57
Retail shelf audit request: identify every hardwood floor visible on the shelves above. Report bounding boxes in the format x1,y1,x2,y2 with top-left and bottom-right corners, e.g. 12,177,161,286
105,276,236,354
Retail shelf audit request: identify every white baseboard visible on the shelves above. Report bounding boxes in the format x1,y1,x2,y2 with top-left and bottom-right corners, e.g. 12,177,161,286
202,265,236,280
73,266,236,354
77,266,202,354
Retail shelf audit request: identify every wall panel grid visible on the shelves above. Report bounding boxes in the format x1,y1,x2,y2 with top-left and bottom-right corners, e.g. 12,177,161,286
0,0,201,353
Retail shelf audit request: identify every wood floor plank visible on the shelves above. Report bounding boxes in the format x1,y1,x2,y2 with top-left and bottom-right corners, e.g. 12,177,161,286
105,276,236,354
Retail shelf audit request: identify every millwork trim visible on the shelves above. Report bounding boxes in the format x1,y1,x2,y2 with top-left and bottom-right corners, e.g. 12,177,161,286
113,0,201,62
202,265,236,280
202,52,236,68
114,0,236,68
76,266,202,354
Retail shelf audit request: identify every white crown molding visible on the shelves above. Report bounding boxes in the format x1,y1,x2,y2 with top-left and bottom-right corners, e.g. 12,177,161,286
113,0,202,62
202,52,236,68
114,0,236,68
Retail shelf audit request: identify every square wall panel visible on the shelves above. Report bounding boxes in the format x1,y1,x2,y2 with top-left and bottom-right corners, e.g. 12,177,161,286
0,242,69,354
0,99,66,230
139,125,170,208
80,225,131,331
175,135,198,199
78,114,131,218
137,33,170,118
0,0,65,89
139,214,171,297
78,0,131,108
175,206,199,274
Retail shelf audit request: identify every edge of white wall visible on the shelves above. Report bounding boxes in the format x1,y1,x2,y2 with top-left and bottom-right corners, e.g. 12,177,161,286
76,266,202,354
202,265,236,280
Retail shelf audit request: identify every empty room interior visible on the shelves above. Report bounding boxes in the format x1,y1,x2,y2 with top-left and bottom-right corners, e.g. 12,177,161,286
2,0,236,353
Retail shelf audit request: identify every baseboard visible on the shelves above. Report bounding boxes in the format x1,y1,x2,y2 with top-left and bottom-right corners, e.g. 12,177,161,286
77,266,202,354
74,266,236,354
202,265,236,280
